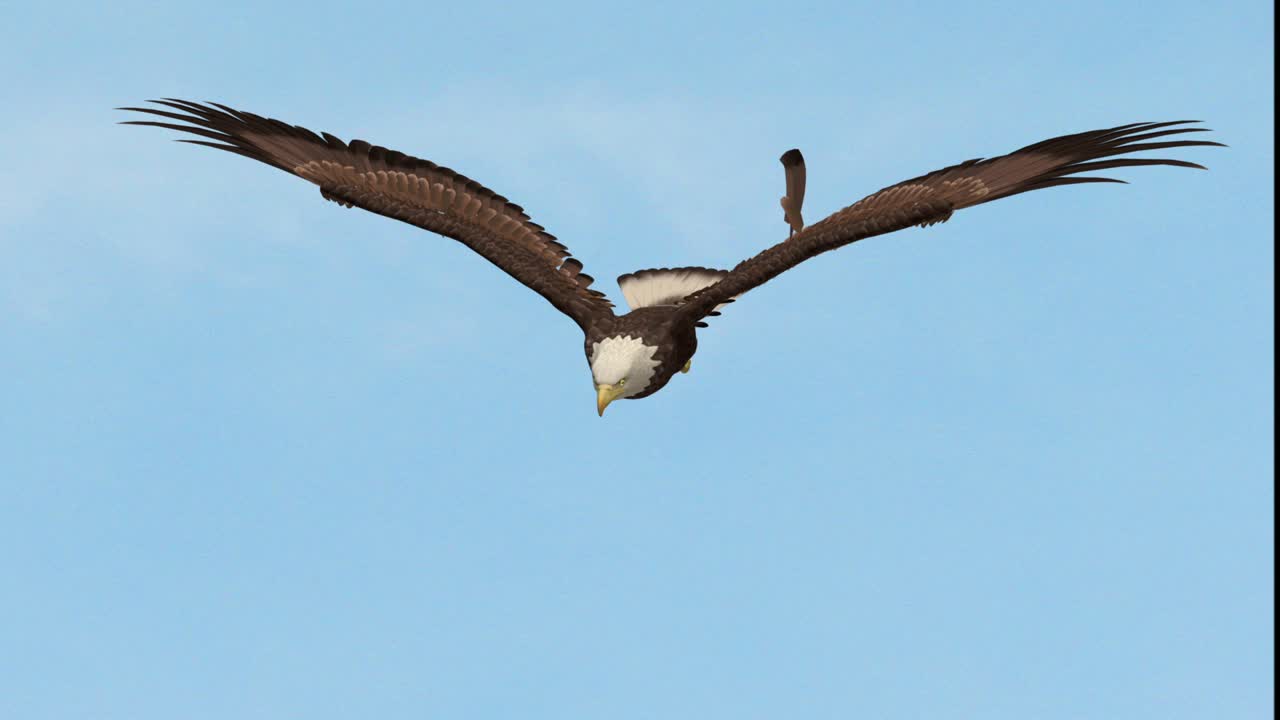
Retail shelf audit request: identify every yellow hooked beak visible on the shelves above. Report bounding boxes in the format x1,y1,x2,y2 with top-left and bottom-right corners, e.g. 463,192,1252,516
596,383,625,416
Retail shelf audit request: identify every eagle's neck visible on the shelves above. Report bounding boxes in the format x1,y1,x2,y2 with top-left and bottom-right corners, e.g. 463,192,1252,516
589,335,661,395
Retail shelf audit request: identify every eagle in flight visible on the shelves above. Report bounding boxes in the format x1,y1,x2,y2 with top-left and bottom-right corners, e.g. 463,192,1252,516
121,100,1221,415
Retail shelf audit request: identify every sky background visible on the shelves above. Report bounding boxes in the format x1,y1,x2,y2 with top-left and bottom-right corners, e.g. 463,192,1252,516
1,1,1273,718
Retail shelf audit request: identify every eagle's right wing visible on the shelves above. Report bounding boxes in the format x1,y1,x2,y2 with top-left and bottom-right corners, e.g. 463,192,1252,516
121,99,616,330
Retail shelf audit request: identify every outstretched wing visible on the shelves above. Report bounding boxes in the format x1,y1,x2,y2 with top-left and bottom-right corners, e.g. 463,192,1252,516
680,121,1223,319
120,99,615,329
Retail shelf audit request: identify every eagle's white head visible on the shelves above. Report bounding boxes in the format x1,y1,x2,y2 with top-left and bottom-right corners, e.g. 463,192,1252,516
589,335,661,415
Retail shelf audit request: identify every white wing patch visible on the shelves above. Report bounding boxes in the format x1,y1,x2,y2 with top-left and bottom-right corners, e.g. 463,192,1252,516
617,267,729,311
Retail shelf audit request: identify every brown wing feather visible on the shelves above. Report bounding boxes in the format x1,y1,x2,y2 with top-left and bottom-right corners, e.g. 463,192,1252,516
120,99,614,328
779,148,806,236
681,120,1223,319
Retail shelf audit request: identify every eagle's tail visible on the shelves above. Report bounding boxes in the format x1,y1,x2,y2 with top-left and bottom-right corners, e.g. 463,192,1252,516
616,266,730,312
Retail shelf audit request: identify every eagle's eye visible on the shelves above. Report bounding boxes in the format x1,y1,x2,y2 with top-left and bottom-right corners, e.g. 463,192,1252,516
618,378,627,387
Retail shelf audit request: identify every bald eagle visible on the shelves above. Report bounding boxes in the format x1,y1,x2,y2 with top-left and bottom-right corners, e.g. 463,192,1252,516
121,100,1221,415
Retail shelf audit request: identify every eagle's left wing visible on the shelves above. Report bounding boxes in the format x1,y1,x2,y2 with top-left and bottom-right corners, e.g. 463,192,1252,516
679,121,1223,320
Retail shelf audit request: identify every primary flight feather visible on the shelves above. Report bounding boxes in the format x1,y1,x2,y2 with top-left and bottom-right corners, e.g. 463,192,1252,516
120,100,1222,415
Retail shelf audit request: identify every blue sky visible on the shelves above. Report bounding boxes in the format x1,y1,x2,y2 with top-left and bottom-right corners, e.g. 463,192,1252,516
1,1,1273,718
